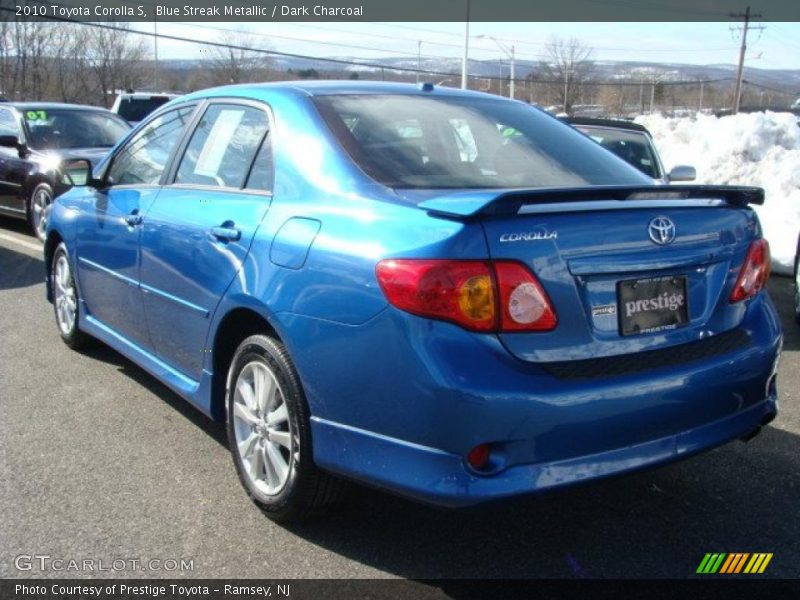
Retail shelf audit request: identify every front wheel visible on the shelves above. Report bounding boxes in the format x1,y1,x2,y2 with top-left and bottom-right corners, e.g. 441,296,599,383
226,334,344,521
52,243,92,350
28,182,53,242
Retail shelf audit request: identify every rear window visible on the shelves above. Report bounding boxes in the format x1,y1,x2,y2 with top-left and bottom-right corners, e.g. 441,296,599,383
116,96,172,122
314,94,651,189
576,126,662,179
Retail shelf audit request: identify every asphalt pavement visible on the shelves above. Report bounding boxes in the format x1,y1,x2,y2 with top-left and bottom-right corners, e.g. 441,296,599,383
1,215,798,579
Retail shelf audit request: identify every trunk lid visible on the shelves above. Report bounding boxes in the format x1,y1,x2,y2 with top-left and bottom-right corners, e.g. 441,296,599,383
416,186,763,362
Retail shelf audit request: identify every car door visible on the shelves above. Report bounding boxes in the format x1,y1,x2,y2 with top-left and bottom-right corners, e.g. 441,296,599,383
74,104,197,349
0,107,29,215
139,101,273,379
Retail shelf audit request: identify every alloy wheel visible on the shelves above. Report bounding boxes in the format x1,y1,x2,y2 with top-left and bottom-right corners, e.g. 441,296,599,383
31,186,53,240
232,361,294,496
53,254,77,335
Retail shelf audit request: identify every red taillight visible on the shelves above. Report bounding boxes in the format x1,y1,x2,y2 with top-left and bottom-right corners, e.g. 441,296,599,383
730,239,771,303
375,259,497,331
375,259,557,333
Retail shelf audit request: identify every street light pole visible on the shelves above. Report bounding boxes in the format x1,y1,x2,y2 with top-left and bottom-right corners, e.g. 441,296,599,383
417,40,421,84
461,0,470,89
509,45,515,99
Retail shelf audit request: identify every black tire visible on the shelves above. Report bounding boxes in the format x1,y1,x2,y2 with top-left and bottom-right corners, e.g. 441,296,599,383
226,334,344,521
27,182,53,242
51,243,92,350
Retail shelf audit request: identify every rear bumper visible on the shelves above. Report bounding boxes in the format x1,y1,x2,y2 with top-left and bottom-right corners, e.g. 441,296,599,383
311,396,777,507
287,292,782,507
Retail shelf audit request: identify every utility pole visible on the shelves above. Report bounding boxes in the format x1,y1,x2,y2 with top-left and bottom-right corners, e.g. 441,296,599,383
730,6,764,114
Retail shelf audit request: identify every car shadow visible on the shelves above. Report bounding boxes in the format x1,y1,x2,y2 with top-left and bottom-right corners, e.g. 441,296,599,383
65,334,800,578
278,425,800,579
0,215,34,237
0,245,43,291
79,343,228,449
767,276,799,351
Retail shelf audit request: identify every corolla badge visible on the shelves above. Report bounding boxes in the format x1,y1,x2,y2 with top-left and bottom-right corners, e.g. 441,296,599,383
499,227,558,243
648,216,676,245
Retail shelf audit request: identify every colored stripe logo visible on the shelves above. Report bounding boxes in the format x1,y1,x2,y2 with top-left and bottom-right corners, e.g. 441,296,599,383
697,553,773,574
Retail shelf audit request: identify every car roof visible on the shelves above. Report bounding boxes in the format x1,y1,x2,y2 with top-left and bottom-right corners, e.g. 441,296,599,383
181,80,510,103
116,93,180,99
6,102,115,112
562,116,652,135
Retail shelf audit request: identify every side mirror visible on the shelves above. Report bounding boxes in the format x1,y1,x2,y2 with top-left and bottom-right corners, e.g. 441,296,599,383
667,165,696,182
0,134,27,156
60,159,98,187
0,134,19,148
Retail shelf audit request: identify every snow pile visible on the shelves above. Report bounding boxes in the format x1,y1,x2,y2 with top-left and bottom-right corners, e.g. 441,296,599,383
636,111,800,274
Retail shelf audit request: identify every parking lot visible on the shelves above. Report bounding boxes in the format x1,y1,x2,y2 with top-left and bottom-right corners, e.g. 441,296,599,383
0,215,798,580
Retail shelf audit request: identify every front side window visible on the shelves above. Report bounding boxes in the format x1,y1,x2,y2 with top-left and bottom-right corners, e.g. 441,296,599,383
315,94,651,189
175,104,268,189
107,106,195,186
23,109,129,150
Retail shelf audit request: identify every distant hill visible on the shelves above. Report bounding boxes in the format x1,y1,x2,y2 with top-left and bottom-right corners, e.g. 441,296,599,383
159,56,800,95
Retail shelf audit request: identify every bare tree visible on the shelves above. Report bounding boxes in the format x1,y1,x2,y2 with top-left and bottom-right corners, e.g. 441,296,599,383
538,37,594,115
86,23,149,107
50,24,93,103
206,29,272,86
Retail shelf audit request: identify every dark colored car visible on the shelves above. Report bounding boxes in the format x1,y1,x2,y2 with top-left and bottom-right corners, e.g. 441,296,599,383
795,233,800,324
0,103,130,240
564,117,696,183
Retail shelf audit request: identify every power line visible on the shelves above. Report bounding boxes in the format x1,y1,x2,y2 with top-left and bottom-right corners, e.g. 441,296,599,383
0,6,785,93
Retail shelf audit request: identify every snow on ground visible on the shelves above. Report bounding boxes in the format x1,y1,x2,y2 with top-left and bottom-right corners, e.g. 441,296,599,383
636,111,800,274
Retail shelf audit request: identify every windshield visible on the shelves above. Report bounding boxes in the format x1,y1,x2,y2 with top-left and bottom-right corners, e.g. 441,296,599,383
116,97,172,122
314,94,651,189
574,126,662,179
24,108,130,150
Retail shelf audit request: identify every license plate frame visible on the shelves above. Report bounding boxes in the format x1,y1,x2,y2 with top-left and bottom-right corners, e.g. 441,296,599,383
617,275,689,336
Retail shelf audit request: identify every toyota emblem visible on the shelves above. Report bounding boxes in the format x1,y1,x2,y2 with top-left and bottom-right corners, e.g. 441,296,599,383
648,216,676,245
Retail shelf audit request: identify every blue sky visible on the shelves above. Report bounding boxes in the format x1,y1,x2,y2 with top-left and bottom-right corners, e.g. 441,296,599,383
137,21,800,69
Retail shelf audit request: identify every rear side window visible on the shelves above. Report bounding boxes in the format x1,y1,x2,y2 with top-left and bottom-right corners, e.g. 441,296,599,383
175,104,268,189
117,97,172,122
577,126,662,179
315,94,651,189
107,106,195,186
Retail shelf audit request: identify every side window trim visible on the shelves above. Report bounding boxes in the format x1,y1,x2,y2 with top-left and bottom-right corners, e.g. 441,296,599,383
101,101,202,188
243,129,272,193
165,97,273,192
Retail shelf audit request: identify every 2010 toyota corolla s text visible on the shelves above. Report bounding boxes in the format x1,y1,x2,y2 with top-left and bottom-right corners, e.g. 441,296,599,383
44,82,782,521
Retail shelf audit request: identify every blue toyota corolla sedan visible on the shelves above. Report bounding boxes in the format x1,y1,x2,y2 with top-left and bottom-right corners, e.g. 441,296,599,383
44,82,782,520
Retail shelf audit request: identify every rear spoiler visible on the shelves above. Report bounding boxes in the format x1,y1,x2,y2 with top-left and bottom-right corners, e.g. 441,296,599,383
417,185,764,219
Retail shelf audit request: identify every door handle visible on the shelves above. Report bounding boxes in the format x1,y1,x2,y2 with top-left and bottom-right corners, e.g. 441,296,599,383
210,225,241,242
123,211,143,227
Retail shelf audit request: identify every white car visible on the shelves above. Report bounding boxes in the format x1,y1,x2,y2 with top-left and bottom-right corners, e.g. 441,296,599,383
111,92,180,125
